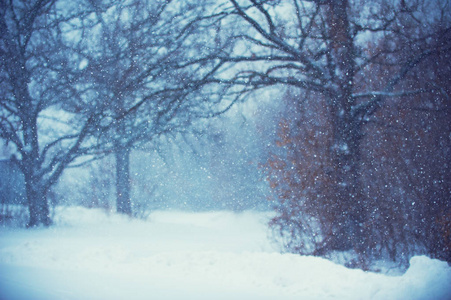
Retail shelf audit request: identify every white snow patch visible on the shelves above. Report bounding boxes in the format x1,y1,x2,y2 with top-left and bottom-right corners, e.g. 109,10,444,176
0,207,450,300
78,58,88,70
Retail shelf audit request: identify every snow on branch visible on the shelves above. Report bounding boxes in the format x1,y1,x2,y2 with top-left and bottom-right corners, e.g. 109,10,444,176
352,89,430,99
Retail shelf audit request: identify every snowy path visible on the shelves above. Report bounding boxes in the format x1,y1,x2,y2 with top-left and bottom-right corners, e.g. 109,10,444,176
0,207,450,300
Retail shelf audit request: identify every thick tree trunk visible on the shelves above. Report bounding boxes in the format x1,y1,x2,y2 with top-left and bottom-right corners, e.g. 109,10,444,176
328,107,365,251
21,101,52,227
323,0,367,253
25,177,52,227
115,146,132,215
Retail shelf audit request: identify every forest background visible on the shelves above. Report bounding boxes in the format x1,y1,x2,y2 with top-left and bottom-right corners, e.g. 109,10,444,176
1,0,450,270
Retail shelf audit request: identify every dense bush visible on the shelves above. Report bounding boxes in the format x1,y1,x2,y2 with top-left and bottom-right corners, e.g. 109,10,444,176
265,84,450,269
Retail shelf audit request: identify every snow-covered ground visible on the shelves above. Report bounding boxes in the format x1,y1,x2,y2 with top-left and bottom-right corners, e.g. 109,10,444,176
0,207,450,300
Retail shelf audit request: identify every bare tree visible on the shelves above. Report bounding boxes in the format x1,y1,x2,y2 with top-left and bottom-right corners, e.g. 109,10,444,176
75,0,232,215
0,0,102,226
213,0,451,266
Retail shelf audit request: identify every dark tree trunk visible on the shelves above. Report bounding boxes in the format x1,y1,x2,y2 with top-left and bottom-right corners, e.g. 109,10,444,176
323,0,367,253
328,107,365,251
21,97,52,227
25,175,52,227
115,145,132,215
27,158,52,228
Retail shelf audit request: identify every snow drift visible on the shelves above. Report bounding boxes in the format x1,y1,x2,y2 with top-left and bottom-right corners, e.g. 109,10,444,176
0,207,450,300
